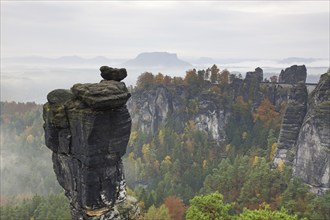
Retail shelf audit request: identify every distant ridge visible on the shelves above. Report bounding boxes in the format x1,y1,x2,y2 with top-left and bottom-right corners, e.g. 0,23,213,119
2,56,119,65
123,52,192,68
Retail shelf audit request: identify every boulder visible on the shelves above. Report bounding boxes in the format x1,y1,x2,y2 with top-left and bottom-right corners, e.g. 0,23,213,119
100,66,127,81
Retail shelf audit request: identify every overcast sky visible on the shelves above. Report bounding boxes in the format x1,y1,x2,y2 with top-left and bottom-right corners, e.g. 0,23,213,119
1,1,329,60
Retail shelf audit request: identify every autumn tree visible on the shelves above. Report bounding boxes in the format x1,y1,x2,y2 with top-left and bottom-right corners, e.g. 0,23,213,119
136,72,154,89
154,72,165,85
164,196,186,220
253,98,281,129
184,69,199,86
172,76,184,86
163,75,172,86
219,69,230,87
210,64,219,84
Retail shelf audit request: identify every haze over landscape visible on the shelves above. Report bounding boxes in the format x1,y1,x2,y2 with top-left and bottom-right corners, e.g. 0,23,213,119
1,2,330,219
1,1,329,103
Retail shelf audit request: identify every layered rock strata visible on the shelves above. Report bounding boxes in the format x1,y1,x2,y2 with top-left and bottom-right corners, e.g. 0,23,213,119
43,67,139,219
293,71,330,194
274,82,308,165
274,70,330,194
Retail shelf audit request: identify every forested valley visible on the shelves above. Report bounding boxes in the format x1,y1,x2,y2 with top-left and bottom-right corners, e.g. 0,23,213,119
1,66,329,219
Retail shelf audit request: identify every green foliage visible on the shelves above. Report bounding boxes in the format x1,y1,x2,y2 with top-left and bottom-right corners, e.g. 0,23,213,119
141,204,171,220
186,192,233,220
0,193,71,220
1,69,327,220
306,190,330,220
0,101,61,197
238,204,302,220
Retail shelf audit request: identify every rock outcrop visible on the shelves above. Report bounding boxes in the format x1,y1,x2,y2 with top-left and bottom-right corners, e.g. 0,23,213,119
274,82,308,165
243,67,264,109
293,71,330,194
128,85,228,144
274,70,330,194
279,65,307,84
43,66,139,219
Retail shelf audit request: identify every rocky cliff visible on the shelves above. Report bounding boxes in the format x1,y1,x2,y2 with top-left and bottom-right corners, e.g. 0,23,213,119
128,84,229,144
43,66,139,220
128,66,303,146
130,65,328,194
274,82,308,165
293,71,330,194
274,70,330,194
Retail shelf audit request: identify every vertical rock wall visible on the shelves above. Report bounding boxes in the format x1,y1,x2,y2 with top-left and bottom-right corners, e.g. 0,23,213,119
274,82,308,165
274,70,330,194
43,67,140,219
293,71,330,194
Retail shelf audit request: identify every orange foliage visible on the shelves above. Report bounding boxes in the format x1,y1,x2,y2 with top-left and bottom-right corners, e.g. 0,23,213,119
253,98,281,128
164,196,186,220
184,70,198,86
154,73,165,85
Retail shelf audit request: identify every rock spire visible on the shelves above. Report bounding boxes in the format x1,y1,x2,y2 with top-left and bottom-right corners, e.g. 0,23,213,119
43,66,139,219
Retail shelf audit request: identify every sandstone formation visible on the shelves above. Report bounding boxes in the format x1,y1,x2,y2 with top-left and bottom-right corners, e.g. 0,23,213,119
293,71,330,194
274,82,308,165
243,67,264,109
274,70,330,194
43,66,139,219
279,65,307,84
128,84,228,144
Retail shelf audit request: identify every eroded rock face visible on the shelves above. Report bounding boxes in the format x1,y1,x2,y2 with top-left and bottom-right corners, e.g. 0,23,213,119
274,82,308,165
293,71,330,194
274,70,330,195
279,65,307,84
43,66,139,219
128,85,228,144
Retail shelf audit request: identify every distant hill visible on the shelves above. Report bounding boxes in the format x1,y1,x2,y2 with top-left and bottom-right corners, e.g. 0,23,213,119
278,57,320,64
123,52,192,68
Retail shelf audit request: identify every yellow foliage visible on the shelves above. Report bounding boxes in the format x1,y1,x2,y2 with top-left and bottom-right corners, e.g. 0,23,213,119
202,160,207,170
253,156,259,165
165,155,171,162
142,144,150,159
163,155,172,166
278,159,284,173
129,131,138,146
128,152,135,162
158,129,165,145
242,131,248,140
225,144,231,152
269,143,278,161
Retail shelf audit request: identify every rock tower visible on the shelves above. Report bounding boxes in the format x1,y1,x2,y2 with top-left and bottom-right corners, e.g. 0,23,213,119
43,66,139,219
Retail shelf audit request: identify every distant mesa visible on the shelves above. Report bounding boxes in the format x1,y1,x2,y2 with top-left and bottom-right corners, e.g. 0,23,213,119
123,52,192,68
